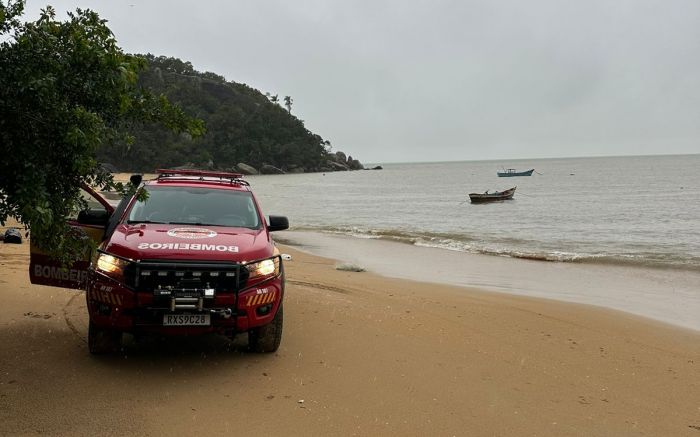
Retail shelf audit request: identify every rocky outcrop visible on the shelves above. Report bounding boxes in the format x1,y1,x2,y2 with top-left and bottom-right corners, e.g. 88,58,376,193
346,156,363,170
230,153,367,175
325,150,365,172
236,163,258,175
327,160,349,171
260,164,285,175
334,151,347,164
287,166,305,174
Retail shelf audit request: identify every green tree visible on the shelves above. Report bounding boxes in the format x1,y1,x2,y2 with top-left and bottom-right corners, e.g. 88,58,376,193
101,55,335,173
0,1,203,262
284,95,293,113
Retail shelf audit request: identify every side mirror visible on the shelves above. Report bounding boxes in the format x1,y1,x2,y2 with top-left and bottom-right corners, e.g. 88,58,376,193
77,209,110,226
129,174,143,186
267,215,289,232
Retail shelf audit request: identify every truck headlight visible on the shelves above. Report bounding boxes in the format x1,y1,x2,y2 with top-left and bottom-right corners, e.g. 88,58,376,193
95,252,130,282
245,256,281,286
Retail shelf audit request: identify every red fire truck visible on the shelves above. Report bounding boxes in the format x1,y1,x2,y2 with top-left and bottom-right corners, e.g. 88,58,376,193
30,169,288,354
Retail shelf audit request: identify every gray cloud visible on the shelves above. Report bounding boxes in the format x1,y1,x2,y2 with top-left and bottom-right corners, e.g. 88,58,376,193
25,0,700,162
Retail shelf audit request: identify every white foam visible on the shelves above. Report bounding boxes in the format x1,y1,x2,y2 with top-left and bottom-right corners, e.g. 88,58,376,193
282,230,700,332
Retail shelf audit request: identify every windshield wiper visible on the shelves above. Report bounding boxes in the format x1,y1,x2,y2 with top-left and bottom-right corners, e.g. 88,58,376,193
168,221,217,226
127,220,167,224
167,221,257,229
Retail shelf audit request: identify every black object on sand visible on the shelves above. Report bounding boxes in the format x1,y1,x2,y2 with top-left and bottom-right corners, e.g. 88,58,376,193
3,228,22,244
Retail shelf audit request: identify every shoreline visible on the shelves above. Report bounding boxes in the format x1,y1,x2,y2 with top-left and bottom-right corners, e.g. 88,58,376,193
287,226,699,272
1,229,700,435
276,230,700,333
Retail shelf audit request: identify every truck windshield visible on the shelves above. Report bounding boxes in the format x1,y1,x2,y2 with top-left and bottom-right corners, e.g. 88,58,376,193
127,186,261,229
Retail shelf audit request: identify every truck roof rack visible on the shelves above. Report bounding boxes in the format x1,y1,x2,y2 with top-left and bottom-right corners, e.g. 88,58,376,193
155,169,250,186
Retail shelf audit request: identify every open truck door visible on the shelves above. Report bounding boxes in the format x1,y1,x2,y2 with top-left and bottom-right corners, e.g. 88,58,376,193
29,184,115,289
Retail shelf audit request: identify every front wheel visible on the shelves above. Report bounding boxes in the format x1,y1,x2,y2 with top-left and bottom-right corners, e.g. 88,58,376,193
248,304,283,353
88,322,121,355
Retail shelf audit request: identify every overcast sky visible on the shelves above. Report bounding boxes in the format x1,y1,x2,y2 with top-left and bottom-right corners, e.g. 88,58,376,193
23,0,700,163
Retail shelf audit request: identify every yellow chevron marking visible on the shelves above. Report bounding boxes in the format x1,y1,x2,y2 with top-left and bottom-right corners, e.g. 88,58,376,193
246,291,277,306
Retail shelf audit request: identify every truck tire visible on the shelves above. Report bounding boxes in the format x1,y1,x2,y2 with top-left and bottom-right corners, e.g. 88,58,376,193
249,304,283,353
88,322,121,355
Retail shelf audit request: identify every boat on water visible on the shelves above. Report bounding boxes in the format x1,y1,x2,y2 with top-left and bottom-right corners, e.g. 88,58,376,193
497,168,534,177
468,186,516,203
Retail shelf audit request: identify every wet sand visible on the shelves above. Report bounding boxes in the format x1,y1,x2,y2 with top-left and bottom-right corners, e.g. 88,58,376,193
279,230,700,332
1,229,700,436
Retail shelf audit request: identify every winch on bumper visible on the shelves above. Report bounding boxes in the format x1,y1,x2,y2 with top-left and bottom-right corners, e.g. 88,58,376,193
86,255,284,335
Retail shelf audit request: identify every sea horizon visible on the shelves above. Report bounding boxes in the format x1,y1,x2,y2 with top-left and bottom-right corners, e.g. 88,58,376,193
249,154,700,272
363,151,700,166
247,153,700,330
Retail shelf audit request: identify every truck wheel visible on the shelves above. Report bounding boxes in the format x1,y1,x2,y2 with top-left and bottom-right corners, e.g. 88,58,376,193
249,304,283,353
88,322,121,355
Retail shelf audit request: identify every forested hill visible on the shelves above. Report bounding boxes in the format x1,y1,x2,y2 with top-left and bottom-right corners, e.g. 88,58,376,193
97,55,362,174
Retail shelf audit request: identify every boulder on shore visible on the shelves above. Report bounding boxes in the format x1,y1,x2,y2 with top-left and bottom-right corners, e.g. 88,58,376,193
347,157,364,170
236,163,258,175
260,164,285,175
287,166,305,174
327,160,349,171
334,151,347,164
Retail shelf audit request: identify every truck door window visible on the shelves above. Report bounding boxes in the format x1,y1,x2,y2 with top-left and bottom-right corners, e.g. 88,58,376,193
67,188,107,221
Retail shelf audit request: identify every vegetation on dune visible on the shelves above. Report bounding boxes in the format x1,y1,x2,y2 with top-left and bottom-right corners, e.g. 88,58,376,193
0,1,201,260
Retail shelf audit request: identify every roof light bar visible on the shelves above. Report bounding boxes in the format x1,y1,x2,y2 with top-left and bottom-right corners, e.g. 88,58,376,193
156,169,244,179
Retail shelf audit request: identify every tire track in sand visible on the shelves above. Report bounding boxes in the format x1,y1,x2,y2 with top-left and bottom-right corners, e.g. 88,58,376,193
62,291,87,344
288,279,351,294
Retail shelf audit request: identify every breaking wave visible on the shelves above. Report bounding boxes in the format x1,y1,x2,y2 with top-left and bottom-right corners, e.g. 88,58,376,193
292,225,700,271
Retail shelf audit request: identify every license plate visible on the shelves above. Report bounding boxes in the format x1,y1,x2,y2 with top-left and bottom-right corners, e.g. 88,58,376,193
163,314,211,326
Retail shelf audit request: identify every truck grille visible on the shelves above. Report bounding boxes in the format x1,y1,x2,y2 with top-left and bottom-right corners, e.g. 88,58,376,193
125,260,248,293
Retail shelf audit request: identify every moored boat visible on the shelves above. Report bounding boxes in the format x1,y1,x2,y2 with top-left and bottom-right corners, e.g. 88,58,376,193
497,168,534,177
468,186,516,203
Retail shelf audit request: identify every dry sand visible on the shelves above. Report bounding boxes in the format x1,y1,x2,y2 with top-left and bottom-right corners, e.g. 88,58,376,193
1,225,699,436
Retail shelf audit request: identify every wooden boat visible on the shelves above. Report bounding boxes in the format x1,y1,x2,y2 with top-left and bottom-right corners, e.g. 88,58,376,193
497,168,534,177
469,187,516,203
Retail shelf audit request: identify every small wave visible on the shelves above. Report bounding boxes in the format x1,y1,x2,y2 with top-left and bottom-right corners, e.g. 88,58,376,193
571,254,700,270
292,225,699,271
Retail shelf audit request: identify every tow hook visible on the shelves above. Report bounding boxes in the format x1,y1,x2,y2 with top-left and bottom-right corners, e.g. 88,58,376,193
210,308,233,319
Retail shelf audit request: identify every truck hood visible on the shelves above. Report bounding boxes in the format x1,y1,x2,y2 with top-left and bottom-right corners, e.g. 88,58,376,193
104,223,273,262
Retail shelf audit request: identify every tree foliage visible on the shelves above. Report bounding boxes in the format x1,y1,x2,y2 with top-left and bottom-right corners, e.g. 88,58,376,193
98,55,332,173
0,1,202,261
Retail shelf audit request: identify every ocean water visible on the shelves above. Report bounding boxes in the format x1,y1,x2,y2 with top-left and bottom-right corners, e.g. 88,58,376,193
249,154,700,271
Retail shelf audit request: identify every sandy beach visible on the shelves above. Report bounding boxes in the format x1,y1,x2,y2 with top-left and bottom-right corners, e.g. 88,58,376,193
1,225,699,436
